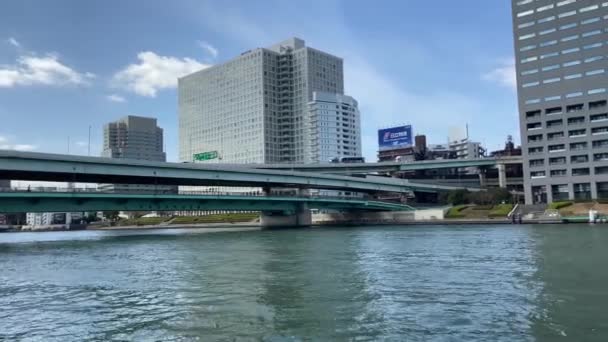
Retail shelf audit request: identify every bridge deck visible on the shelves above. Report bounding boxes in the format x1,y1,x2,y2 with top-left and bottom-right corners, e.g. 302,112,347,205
0,192,415,213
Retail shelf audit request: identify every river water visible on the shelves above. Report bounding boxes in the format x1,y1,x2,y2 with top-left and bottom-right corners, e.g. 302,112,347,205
1,225,607,341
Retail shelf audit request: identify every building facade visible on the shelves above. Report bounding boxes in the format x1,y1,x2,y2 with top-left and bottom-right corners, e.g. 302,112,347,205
306,91,361,163
178,37,351,164
101,115,172,193
449,138,486,160
512,0,608,203
102,115,165,161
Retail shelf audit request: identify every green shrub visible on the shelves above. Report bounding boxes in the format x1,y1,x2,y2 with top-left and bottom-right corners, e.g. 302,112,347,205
446,205,469,218
488,204,514,218
548,201,573,210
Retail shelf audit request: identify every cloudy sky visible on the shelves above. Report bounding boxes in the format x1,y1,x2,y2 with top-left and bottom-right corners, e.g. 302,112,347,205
0,0,518,161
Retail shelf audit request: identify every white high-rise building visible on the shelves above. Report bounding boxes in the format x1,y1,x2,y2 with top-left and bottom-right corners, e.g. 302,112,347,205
178,37,360,164
307,92,361,163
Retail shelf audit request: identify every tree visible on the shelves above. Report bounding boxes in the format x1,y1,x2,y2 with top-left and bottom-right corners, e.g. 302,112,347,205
447,189,470,205
103,211,120,221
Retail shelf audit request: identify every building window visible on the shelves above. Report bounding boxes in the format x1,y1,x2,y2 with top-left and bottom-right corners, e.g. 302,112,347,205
561,35,579,42
568,117,585,126
540,40,558,47
569,129,586,137
543,77,561,84
518,21,535,29
587,69,606,76
529,159,545,167
526,98,541,104
560,23,578,30
546,107,562,115
597,182,608,199
542,64,560,71
566,104,584,112
571,155,589,164
590,100,608,110
566,92,583,98
547,119,563,128
531,171,546,178
559,10,577,18
564,74,582,80
522,69,539,75
527,122,542,130
552,184,569,200
563,60,581,67
549,156,567,165
548,132,564,140
548,144,566,152
596,166,608,175
573,183,592,201
528,134,543,143
588,88,606,95
592,139,608,148
529,146,544,154
584,42,603,50
526,110,542,118
592,127,608,135
570,142,588,150
523,81,540,88
594,153,608,161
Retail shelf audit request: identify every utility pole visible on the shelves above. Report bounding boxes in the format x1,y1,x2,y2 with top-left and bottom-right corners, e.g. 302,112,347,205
88,125,91,156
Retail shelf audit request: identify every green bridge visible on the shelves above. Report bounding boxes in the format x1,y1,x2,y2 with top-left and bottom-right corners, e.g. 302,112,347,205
0,192,414,214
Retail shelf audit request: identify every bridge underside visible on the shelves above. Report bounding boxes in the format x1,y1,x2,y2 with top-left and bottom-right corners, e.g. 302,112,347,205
0,193,414,213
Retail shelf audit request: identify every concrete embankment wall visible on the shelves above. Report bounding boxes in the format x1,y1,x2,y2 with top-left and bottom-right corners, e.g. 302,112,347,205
312,208,448,225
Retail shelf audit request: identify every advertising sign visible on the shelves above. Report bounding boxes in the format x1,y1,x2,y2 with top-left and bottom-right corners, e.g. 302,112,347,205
378,125,413,150
193,151,219,161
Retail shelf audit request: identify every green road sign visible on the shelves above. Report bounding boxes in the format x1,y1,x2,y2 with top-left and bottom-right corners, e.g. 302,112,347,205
193,151,219,161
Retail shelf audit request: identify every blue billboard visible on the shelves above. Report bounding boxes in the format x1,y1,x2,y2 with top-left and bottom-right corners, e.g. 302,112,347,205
378,125,413,150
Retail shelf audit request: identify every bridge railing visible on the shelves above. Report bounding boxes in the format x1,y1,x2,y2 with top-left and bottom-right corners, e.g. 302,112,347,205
0,187,408,205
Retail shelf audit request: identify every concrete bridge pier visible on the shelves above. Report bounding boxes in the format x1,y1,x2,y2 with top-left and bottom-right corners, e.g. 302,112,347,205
260,188,312,228
497,163,507,188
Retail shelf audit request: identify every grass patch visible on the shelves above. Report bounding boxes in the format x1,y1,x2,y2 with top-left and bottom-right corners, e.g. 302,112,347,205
446,205,470,219
118,217,169,226
488,204,514,218
548,201,573,210
171,213,259,225
471,205,494,211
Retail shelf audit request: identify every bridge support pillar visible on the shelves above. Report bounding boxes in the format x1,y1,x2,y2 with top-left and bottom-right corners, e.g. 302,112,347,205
497,163,507,189
260,188,311,228
260,205,311,228
478,169,487,188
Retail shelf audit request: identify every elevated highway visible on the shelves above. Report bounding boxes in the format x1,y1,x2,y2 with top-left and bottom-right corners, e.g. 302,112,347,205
247,156,522,174
0,150,483,194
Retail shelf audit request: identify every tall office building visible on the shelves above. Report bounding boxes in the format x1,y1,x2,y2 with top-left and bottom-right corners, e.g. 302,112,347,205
101,115,170,194
512,1,608,203
178,37,361,164
102,115,166,161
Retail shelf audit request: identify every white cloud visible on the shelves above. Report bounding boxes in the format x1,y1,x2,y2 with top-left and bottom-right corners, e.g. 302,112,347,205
0,54,94,88
482,58,516,89
7,37,20,47
0,135,37,151
113,51,211,97
106,94,126,103
198,41,219,58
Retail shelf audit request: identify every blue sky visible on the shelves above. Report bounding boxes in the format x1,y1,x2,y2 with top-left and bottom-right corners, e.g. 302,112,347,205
0,0,518,162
